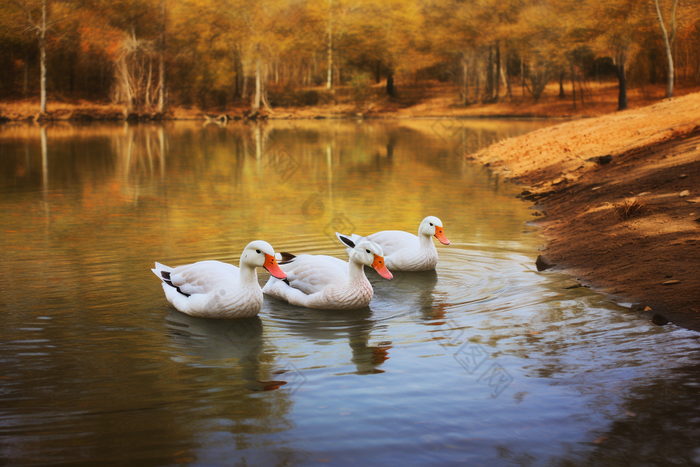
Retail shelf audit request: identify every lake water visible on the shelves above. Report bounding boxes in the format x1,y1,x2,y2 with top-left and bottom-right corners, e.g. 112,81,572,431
2,119,700,466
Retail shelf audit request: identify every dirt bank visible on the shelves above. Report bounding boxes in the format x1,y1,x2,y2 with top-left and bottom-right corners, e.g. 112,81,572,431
471,92,700,331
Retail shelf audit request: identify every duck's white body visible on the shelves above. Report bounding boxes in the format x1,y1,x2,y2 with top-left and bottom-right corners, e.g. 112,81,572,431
346,230,438,271
338,216,450,272
153,260,264,318
152,241,286,319
263,240,392,310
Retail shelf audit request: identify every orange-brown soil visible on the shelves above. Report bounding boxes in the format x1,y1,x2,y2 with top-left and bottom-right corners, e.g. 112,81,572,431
471,91,700,331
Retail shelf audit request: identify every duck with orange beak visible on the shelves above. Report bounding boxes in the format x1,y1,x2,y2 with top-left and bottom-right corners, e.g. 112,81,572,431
152,240,286,318
336,216,450,272
262,238,392,310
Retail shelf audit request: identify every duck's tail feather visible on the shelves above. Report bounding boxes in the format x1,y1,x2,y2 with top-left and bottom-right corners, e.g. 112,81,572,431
151,262,173,281
276,252,296,264
152,263,191,297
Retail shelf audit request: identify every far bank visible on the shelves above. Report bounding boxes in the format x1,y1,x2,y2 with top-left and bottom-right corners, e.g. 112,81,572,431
2,82,698,123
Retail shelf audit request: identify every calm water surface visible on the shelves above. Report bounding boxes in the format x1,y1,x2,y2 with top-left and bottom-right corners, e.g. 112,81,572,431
2,120,700,466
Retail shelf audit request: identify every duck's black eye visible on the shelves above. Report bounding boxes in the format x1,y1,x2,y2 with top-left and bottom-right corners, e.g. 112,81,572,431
256,250,261,254
429,223,433,226
366,249,370,254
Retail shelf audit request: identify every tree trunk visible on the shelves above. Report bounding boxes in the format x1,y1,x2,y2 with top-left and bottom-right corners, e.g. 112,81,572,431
252,44,263,113
253,53,262,111
39,0,47,114
261,62,272,111
502,58,511,98
326,0,333,90
375,61,381,83
120,54,133,112
462,55,468,105
157,53,165,111
654,0,675,98
558,71,565,99
233,47,241,99
520,57,525,97
145,59,152,106
578,76,584,104
494,42,500,100
476,64,481,102
66,51,76,96
23,52,29,98
335,54,341,86
157,0,166,113
486,46,494,101
386,71,395,97
615,52,628,111
570,61,576,109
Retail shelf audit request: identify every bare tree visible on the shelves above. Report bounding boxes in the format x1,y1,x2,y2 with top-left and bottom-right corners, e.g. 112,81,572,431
614,49,628,110
253,45,262,111
653,0,678,98
157,0,166,113
461,52,469,105
523,54,552,103
13,0,51,114
114,28,161,114
326,0,333,90
38,0,46,114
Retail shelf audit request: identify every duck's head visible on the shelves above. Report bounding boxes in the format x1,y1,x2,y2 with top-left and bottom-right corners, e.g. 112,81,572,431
418,216,450,245
337,236,392,280
240,240,287,279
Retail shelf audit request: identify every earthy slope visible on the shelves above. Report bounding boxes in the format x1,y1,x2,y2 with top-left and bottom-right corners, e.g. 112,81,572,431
471,92,700,330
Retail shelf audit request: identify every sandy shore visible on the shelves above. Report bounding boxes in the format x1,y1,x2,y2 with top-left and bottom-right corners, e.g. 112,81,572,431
470,92,700,331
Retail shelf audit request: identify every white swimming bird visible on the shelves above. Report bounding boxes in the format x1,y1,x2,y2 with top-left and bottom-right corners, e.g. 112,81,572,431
152,240,287,319
336,216,450,272
262,238,393,310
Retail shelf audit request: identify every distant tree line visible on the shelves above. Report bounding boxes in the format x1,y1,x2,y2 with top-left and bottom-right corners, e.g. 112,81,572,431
1,0,699,114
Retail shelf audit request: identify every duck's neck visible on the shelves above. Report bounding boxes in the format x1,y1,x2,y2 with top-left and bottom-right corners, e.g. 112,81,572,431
238,263,259,287
348,257,369,285
419,232,436,250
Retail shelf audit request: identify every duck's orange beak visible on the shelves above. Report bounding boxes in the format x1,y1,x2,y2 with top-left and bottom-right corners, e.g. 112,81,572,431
264,254,287,279
372,254,393,280
434,226,450,245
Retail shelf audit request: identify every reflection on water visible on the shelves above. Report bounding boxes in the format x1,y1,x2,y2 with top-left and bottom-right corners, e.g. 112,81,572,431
266,302,393,376
2,120,700,466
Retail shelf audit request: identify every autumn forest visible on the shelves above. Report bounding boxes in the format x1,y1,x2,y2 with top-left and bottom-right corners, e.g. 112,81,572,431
2,0,700,116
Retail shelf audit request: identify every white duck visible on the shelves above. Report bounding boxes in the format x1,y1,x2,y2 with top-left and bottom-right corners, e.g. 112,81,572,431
336,216,450,272
262,238,392,310
152,240,287,319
